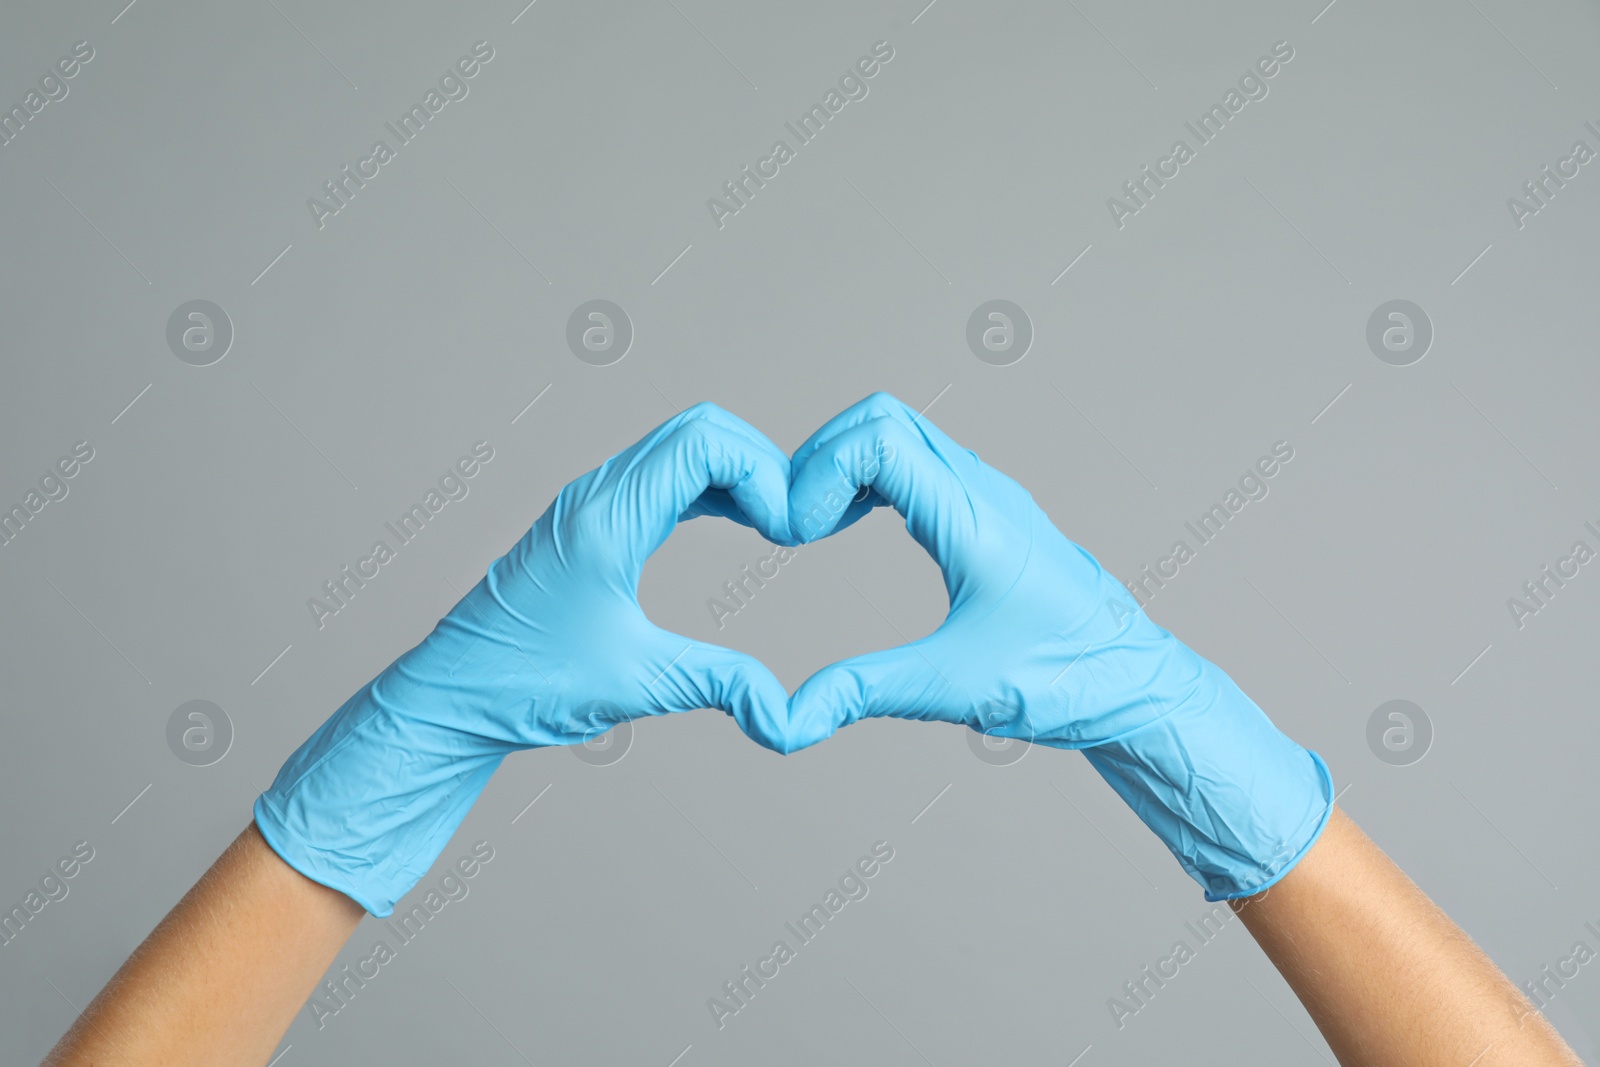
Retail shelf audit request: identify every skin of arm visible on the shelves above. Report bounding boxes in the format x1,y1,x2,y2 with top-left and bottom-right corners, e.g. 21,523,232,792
43,822,363,1067
44,805,1582,1067
38,396,1581,1066
42,404,798,1066
1233,806,1581,1067
780,395,1583,1067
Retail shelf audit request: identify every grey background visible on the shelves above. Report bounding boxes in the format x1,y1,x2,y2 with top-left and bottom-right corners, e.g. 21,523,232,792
3,0,1598,1062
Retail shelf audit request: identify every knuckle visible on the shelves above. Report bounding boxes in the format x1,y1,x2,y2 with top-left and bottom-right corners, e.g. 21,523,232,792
682,400,723,421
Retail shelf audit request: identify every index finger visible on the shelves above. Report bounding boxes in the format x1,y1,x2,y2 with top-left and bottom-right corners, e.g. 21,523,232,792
613,403,793,551
787,414,974,555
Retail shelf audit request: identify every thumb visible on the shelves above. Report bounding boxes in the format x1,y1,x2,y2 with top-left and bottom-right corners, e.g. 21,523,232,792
788,642,961,747
643,638,794,754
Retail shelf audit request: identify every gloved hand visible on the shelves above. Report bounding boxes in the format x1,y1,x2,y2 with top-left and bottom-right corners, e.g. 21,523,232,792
256,403,799,916
786,393,1333,900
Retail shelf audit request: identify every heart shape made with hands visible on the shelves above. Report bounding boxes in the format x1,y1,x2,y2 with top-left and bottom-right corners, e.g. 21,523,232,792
258,389,1331,920
622,391,1181,759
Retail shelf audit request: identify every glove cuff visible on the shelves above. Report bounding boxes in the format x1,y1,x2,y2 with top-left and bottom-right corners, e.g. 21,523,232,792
1081,658,1334,901
254,677,509,917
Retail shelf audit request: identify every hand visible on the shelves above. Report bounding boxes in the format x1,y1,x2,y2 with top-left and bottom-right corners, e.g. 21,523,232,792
784,393,1332,899
256,403,798,916
784,391,1179,744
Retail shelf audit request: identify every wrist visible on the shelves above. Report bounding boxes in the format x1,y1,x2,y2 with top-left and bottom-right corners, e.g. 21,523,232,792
1081,655,1334,900
256,640,515,917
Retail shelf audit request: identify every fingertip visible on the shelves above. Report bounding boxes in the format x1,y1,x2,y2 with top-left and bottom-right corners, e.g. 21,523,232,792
787,512,825,546
787,666,862,745
665,418,794,547
787,415,911,544
861,390,914,418
713,652,794,755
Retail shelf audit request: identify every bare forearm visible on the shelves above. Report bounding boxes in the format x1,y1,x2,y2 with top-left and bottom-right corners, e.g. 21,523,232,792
1232,807,1578,1067
44,823,364,1067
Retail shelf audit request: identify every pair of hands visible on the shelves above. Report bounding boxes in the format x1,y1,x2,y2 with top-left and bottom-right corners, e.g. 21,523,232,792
455,391,1176,757
259,392,1330,916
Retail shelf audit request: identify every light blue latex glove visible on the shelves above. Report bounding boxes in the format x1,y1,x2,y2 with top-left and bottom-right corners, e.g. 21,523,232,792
256,403,799,916
786,394,1333,900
